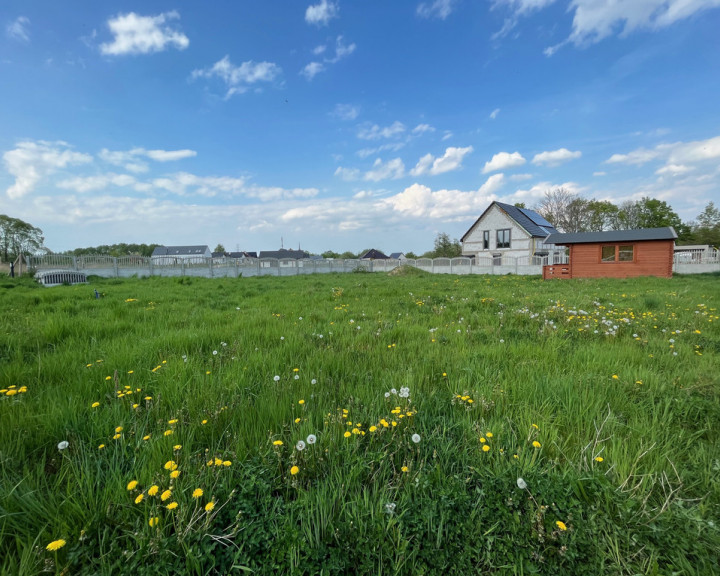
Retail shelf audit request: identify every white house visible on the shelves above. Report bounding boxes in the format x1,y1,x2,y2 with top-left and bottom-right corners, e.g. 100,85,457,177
151,245,211,265
461,202,561,262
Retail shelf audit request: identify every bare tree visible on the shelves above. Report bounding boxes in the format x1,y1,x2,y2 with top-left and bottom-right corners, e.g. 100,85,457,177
536,188,588,232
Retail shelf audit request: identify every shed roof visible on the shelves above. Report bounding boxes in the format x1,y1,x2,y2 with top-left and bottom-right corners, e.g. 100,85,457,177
259,249,310,259
545,227,677,245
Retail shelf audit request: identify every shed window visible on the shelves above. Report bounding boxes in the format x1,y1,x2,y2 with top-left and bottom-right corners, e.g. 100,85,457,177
497,229,511,249
601,244,635,263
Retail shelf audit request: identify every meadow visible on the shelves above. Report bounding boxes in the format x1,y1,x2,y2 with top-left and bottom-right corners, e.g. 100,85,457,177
0,270,718,575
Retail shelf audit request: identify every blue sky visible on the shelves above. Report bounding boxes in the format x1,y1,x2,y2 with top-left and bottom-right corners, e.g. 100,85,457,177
2,0,719,254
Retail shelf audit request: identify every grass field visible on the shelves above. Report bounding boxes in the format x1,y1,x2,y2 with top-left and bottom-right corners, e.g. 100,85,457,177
1,270,719,575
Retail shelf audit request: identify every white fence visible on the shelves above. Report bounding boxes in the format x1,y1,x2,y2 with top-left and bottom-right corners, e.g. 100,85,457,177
25,251,718,280
673,248,720,274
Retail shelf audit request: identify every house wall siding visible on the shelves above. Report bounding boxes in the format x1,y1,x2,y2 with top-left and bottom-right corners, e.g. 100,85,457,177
462,206,532,258
568,240,674,278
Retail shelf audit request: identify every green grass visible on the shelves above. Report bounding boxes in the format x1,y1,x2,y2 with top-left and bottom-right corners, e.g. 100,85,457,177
0,272,719,575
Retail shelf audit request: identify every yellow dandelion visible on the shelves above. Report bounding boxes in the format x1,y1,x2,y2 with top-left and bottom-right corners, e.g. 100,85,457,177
594,456,604,462
164,460,177,470
290,466,299,475
134,493,144,504
482,445,490,452
480,437,486,443
105,376,112,381
222,461,232,467
126,480,138,491
344,431,351,438
556,521,567,531
115,426,123,433
163,430,173,436
166,501,178,510
142,435,151,441
201,419,208,425
273,440,283,446
98,444,105,450
170,470,181,479
148,485,159,496
46,539,66,551
205,501,215,512
148,517,159,527
294,418,301,423
168,419,178,424
369,426,377,432
192,488,204,499
112,433,121,440
173,445,182,451
91,402,100,408
612,374,619,380
486,432,493,438
401,466,409,472
298,399,305,405
160,490,172,501
532,441,541,448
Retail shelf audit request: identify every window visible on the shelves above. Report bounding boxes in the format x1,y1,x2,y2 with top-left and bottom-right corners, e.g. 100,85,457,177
496,229,511,249
483,230,490,250
601,244,634,263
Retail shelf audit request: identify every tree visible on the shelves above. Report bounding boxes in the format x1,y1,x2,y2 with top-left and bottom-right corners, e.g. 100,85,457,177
431,232,462,258
585,200,620,231
404,251,418,259
536,188,588,232
690,201,720,247
214,243,226,253
0,215,45,262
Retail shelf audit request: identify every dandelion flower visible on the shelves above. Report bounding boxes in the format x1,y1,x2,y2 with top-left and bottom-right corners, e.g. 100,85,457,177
401,466,409,472
164,430,173,436
298,399,305,405
612,375,619,380
164,460,177,471
594,456,604,462
126,480,138,491
173,445,182,451
482,445,490,452
411,434,421,444
98,444,105,450
205,501,215,512
273,375,280,382
556,521,567,531
192,488,203,499
115,426,123,433
91,402,100,408
166,502,178,510
222,461,232,467
516,477,527,490
57,441,69,451
112,434,121,440
161,490,172,501
296,440,306,451
294,417,301,424
143,435,151,441
344,431,351,438
290,466,299,475
532,441,541,448
170,470,181,479
149,517,159,527
201,419,208,425
369,426,377,432
46,539,66,551
486,432,493,438
273,440,283,446
134,494,144,504
306,434,316,444
148,485,159,496
480,437,486,443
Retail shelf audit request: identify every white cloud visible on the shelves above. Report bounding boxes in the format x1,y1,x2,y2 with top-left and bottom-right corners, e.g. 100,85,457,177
364,158,405,182
356,142,406,158
412,124,435,135
100,11,189,56
665,135,720,164
411,146,473,176
482,151,526,174
417,0,458,20
492,0,558,14
605,147,661,165
4,140,93,199
305,0,339,26
357,121,406,140
313,45,327,55
441,131,453,141
655,164,694,176
489,108,501,119
332,103,359,120
334,166,361,181
510,173,533,181
192,56,281,97
6,16,30,42
532,148,582,167
301,62,325,80
327,36,356,63
99,147,197,172
567,0,720,46
593,171,606,177
57,173,142,193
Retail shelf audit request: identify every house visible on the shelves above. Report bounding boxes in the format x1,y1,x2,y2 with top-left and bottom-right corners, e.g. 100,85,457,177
389,252,406,260
542,227,677,279
461,202,560,261
151,245,211,264
212,251,258,260
258,248,309,260
359,249,389,260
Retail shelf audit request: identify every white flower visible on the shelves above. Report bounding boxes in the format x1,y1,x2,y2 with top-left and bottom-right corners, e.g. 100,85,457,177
306,434,317,444
213,350,218,355
411,433,421,444
390,388,397,395
384,502,396,515
280,337,285,341
499,339,504,343
221,342,227,347
273,375,280,382
57,441,69,451
311,379,317,385
294,375,300,380
516,477,527,490
296,440,306,451
384,392,390,398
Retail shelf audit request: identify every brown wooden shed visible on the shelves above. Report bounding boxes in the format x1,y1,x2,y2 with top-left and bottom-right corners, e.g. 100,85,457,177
542,227,677,279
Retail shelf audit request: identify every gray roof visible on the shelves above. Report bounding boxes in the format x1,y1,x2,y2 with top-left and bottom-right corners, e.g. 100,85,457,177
152,245,210,257
462,201,557,241
259,249,310,259
389,252,404,259
359,249,389,259
545,227,677,245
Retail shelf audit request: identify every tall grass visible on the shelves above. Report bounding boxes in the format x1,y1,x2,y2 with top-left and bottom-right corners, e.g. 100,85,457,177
0,272,718,574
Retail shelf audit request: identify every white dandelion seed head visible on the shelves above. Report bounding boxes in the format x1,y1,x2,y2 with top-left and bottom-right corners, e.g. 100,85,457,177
213,350,218,355
273,375,280,382
57,441,69,451
384,392,390,398
390,388,397,395
306,434,317,445
384,502,396,515
221,342,227,347
311,379,317,385
296,440,306,451
517,477,527,490
294,375,300,380
280,336,285,341
411,433,421,444
298,317,303,320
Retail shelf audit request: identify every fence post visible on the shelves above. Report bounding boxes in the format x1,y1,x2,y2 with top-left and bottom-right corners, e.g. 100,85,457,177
181,259,185,276
209,258,213,278
114,257,119,278
73,256,78,271
149,258,154,277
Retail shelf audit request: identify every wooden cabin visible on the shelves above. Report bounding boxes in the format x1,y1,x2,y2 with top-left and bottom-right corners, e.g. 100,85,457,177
542,227,677,279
